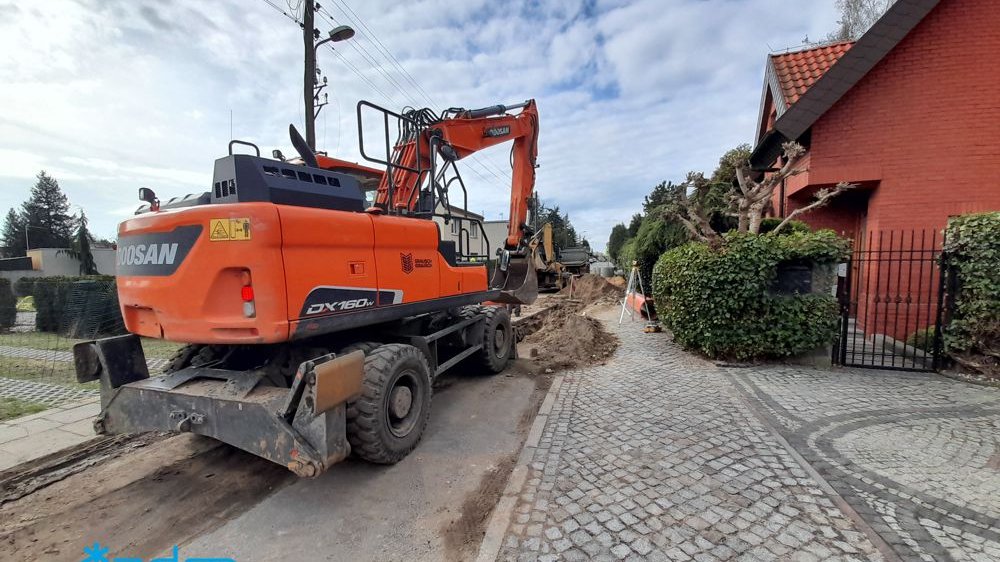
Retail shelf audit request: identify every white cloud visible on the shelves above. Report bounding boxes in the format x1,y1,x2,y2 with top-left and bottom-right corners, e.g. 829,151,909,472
0,0,838,246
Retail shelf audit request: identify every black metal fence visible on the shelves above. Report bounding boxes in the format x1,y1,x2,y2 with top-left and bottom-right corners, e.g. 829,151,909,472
834,229,949,371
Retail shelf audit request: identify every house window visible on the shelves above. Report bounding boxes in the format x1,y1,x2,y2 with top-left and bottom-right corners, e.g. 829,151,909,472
470,228,478,239
450,221,459,235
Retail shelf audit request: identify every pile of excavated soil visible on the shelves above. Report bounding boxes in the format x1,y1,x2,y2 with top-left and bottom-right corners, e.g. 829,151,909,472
518,303,618,372
559,274,623,304
607,275,627,289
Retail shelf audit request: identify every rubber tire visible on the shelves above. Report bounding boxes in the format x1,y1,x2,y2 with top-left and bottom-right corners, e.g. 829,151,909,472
346,344,432,464
473,306,512,374
339,341,380,356
163,344,223,373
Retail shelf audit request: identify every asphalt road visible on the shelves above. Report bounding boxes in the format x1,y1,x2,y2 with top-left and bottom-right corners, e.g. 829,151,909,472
183,366,539,562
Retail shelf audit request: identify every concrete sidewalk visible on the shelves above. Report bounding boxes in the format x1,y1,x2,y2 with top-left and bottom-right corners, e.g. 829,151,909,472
0,398,99,471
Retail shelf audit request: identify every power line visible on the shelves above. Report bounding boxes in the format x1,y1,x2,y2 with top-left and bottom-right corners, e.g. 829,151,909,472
260,0,510,188
315,9,412,101
319,1,511,185
324,44,396,103
260,0,301,24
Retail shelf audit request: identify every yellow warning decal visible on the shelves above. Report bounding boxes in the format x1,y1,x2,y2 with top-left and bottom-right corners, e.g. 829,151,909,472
209,218,252,241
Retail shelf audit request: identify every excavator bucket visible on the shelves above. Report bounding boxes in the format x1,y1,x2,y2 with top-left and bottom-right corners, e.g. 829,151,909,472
489,247,539,305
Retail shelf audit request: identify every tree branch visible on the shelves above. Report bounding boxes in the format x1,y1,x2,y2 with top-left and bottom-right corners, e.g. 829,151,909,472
769,182,856,235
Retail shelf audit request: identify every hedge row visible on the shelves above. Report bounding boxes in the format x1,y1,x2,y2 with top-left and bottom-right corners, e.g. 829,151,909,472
943,212,1000,376
21,275,127,337
0,279,15,329
652,230,849,360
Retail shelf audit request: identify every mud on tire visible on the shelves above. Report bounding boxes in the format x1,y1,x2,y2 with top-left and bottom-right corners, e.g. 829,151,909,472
346,343,432,464
163,344,224,373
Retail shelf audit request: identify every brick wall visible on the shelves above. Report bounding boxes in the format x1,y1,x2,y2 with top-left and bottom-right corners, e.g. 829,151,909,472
774,0,1000,343
806,0,1000,235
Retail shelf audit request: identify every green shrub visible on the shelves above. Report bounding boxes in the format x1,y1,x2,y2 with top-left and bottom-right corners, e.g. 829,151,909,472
652,230,849,360
617,238,637,276
14,276,37,298
33,276,75,332
943,212,1000,375
905,326,936,352
0,279,16,329
31,275,126,336
759,217,811,235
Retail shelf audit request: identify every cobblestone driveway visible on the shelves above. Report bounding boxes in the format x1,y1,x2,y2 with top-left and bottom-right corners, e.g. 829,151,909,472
490,312,1000,561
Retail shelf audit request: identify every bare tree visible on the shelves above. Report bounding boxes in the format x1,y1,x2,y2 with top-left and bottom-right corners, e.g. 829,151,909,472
733,142,855,235
828,0,896,41
661,172,722,246
733,142,809,234
663,141,854,240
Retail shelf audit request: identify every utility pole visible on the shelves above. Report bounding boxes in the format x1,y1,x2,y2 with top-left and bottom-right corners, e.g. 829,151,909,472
302,3,353,152
303,1,317,151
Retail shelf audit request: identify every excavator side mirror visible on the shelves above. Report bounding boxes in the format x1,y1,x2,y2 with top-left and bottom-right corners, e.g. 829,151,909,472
139,187,159,211
288,124,318,168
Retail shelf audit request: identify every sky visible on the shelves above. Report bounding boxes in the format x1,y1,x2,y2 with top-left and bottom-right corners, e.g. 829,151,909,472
0,0,840,250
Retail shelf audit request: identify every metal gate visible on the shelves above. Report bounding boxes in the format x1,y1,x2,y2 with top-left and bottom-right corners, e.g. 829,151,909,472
834,229,948,371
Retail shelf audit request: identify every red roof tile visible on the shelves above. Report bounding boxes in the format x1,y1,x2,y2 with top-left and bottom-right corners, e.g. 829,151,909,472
771,41,854,107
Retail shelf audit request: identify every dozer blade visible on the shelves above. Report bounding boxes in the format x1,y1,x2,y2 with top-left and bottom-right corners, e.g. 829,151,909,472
73,335,364,477
490,250,539,305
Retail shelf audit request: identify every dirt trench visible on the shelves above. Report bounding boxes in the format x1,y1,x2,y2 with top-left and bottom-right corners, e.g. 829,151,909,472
0,434,290,562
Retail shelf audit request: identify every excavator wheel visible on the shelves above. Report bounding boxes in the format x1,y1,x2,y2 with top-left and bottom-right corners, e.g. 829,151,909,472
339,341,380,357
162,344,224,373
472,306,513,374
346,343,432,464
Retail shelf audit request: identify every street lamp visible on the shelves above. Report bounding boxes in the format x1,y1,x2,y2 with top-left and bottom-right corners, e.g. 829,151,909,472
317,25,355,50
304,24,355,150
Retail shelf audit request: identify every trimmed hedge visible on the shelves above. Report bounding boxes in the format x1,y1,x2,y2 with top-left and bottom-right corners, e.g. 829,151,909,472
758,217,811,235
0,279,16,329
652,230,849,360
13,276,36,298
28,275,126,337
943,212,1000,375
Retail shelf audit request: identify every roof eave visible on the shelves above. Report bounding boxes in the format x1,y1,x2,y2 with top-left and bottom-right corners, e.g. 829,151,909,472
771,0,940,142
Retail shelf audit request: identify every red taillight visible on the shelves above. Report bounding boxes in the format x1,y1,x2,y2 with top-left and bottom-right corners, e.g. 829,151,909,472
241,285,254,302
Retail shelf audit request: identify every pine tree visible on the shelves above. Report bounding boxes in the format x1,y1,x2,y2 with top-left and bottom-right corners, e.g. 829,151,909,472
1,209,26,257
21,171,74,249
65,211,99,275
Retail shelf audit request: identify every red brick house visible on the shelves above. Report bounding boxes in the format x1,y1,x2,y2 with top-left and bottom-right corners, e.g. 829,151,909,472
752,0,1000,237
750,0,1000,355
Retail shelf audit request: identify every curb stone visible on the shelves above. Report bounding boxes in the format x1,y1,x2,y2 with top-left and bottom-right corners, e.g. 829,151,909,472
475,374,564,562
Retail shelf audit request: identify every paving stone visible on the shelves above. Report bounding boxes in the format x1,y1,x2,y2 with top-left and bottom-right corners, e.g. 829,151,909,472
494,314,1000,561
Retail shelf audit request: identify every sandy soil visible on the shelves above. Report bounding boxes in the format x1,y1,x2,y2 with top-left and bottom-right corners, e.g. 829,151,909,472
0,434,289,561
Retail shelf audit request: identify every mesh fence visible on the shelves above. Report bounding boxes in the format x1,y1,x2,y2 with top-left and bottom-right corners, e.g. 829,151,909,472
0,277,181,407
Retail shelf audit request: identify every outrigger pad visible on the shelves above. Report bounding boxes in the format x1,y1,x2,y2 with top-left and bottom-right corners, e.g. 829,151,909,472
73,335,149,388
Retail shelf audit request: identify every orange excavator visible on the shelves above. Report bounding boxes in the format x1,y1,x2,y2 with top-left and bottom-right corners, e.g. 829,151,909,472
73,99,540,476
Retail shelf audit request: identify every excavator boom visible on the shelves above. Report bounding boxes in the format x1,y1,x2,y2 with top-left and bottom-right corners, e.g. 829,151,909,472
368,100,540,305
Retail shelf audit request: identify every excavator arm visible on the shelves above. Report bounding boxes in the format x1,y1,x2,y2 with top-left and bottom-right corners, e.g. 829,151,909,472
373,100,539,251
